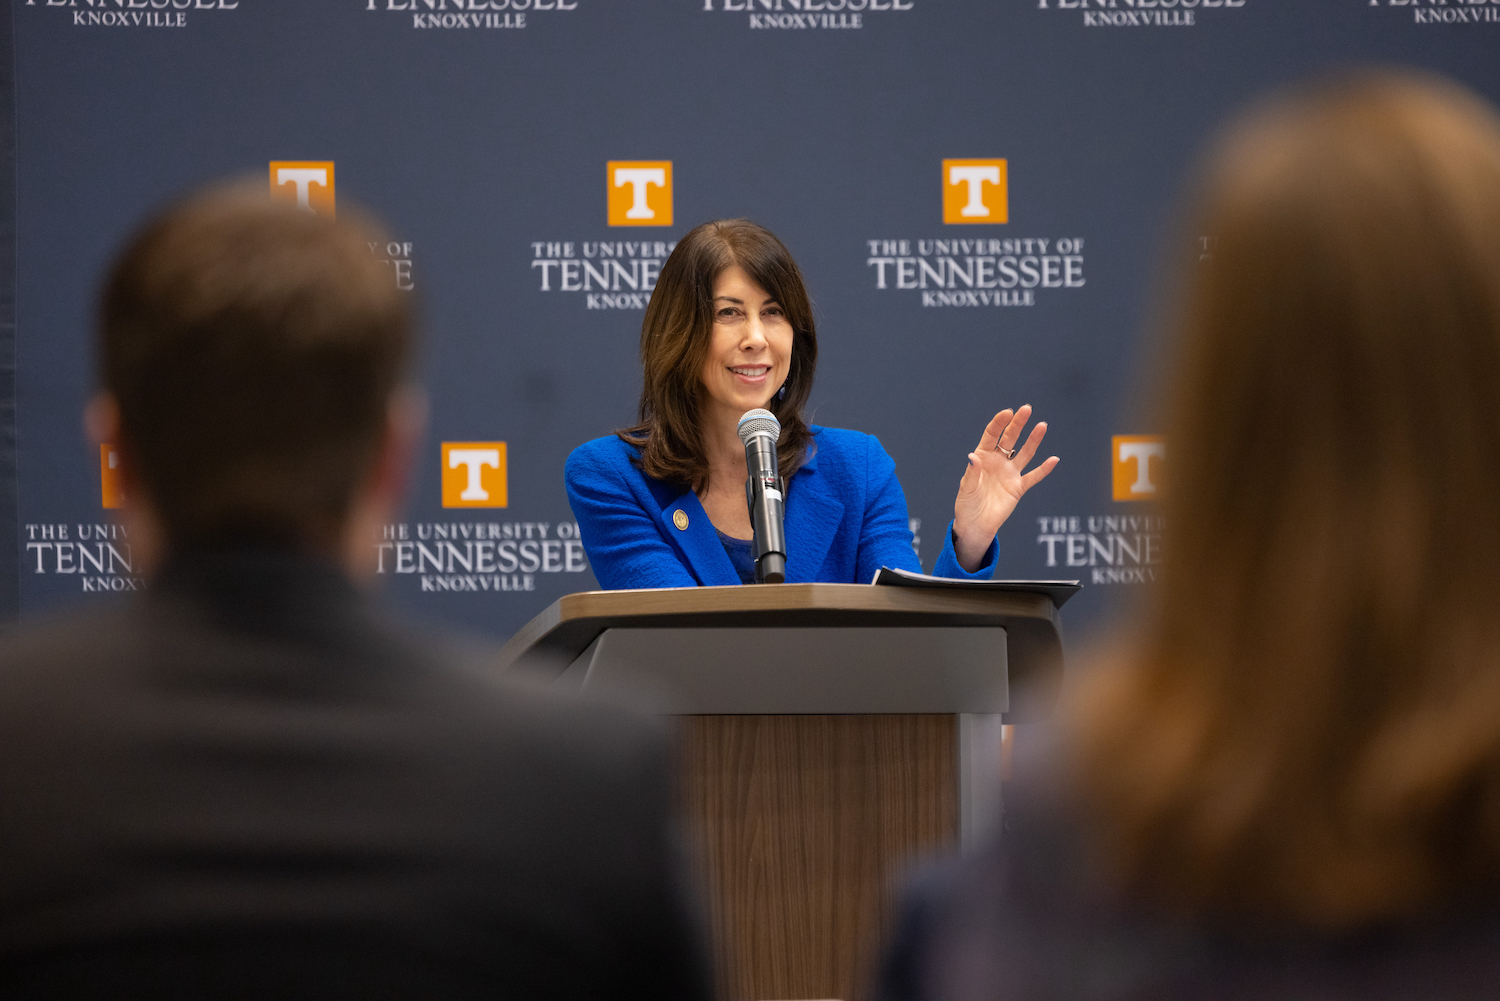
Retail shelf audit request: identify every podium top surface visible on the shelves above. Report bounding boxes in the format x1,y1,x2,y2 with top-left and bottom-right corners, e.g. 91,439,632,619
496,583,1066,720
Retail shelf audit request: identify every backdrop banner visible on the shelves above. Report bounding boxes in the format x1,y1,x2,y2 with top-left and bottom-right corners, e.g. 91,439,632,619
7,0,1498,643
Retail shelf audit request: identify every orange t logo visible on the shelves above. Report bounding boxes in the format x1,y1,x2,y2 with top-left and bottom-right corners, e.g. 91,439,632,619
441,442,508,508
270,161,336,217
943,159,1008,224
607,161,673,227
1112,436,1165,501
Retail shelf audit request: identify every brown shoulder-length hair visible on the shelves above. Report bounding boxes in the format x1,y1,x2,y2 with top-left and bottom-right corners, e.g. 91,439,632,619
619,219,817,491
1072,72,1500,929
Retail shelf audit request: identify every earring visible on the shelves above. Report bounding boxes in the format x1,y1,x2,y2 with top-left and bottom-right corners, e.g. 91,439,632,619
777,381,788,401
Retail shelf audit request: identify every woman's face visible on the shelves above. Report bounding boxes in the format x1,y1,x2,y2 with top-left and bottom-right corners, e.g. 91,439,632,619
698,264,794,427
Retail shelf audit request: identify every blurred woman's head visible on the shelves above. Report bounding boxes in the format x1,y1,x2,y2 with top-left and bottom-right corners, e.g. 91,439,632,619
1075,71,1500,928
623,219,818,489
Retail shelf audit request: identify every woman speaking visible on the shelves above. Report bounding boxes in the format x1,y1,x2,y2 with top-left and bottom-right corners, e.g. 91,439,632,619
564,220,1058,589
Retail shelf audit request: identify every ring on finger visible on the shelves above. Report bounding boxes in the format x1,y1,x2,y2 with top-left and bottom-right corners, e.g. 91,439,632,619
994,443,1016,459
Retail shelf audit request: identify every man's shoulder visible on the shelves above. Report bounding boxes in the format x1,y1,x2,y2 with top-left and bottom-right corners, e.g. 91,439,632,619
0,605,143,686
419,641,668,758
328,613,672,797
310,606,667,749
0,604,181,758
0,597,662,755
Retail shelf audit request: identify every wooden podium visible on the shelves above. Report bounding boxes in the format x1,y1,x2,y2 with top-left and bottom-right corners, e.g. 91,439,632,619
497,583,1066,1001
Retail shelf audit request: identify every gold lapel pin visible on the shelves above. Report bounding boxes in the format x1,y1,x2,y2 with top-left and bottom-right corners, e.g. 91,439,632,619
672,510,689,531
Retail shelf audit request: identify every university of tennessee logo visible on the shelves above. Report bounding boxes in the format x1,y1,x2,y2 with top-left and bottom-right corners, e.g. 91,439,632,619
442,442,508,508
1112,435,1164,501
100,445,124,509
607,161,672,227
942,159,1007,224
270,161,335,217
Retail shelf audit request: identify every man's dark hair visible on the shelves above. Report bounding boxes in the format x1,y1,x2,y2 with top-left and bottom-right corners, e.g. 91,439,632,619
99,186,413,550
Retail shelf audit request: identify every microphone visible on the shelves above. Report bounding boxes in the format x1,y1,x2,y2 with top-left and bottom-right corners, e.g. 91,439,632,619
737,409,787,584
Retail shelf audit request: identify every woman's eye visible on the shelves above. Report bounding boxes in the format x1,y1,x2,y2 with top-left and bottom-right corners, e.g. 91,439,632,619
717,308,740,320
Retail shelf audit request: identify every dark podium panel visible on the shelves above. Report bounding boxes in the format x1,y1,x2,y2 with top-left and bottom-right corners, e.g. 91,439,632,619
498,583,1066,1001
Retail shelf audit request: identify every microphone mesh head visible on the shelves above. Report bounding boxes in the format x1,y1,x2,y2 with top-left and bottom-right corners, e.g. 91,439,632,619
737,408,781,444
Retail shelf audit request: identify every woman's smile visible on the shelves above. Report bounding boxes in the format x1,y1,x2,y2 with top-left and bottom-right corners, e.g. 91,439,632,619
729,364,771,384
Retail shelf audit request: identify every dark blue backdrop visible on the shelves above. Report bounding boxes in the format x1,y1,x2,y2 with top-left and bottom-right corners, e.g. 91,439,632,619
6,0,1498,642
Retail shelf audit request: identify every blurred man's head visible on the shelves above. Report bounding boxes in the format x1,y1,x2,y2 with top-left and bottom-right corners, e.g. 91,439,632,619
93,186,418,570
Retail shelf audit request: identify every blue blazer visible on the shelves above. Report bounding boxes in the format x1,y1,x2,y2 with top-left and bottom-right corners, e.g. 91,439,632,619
564,426,999,589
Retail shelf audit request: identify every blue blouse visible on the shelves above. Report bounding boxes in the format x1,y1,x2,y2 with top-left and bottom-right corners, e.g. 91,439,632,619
716,529,757,585
564,425,999,589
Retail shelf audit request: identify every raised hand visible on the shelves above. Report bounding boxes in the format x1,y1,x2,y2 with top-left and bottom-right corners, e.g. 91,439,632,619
952,405,1060,572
